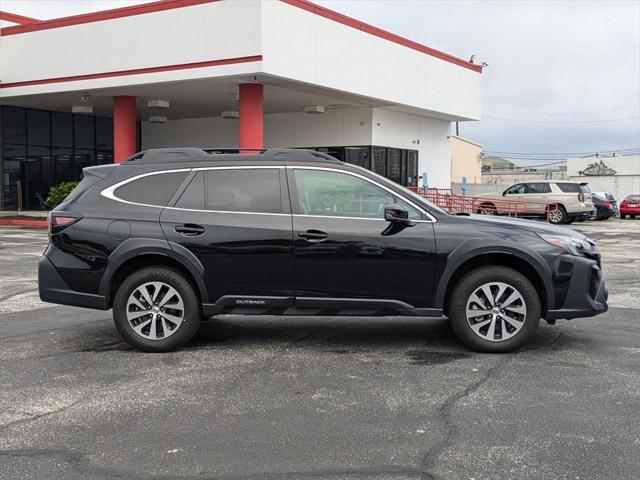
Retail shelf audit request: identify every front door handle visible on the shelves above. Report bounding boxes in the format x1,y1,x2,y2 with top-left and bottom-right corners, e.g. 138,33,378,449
174,224,205,236
298,229,328,242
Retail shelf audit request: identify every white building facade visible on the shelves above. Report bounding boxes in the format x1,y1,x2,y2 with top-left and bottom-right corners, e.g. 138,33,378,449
0,0,482,210
568,155,640,201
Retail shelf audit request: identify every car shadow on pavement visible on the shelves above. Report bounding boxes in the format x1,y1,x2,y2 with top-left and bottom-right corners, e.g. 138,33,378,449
65,315,594,357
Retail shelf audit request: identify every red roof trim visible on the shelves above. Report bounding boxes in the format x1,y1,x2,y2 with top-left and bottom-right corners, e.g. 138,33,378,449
1,0,219,36
281,0,481,73
0,11,40,25
0,0,480,74
0,55,262,89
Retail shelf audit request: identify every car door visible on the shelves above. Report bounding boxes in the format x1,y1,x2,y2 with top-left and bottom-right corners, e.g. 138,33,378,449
160,166,296,308
502,183,526,215
288,166,437,310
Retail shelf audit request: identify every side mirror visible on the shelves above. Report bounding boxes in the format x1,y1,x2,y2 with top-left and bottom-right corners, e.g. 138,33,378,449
384,203,409,222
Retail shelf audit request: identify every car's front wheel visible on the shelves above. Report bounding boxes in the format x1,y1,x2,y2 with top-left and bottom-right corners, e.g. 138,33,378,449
448,266,541,352
113,266,202,352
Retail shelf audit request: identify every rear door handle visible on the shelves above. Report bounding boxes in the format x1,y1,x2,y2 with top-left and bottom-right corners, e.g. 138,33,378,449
174,224,205,236
298,229,328,242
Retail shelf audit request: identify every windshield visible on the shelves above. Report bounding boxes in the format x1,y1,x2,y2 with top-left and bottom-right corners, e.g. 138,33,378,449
627,195,640,201
349,164,449,216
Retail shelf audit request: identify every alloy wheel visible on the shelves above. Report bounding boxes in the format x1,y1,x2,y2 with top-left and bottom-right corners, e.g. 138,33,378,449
549,207,564,224
465,281,527,342
126,281,185,340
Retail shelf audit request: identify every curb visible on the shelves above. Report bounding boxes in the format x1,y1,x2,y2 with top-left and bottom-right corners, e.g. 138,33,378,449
0,219,48,229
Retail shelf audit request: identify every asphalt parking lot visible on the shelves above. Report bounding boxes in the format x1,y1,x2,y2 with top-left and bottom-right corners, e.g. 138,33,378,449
1,219,639,480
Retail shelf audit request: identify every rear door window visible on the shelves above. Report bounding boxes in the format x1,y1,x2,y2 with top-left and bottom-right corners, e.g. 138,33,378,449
525,183,551,194
115,171,188,206
175,169,283,213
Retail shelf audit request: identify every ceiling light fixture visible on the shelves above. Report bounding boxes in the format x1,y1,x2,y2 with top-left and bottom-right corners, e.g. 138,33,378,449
147,99,170,109
149,115,167,124
304,105,325,114
72,105,93,114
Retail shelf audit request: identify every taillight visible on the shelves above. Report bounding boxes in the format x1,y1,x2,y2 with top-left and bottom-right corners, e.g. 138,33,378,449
48,212,81,234
602,201,612,208
578,192,585,202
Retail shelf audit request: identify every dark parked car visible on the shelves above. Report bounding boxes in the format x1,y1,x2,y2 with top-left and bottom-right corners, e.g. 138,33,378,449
590,194,615,221
592,191,619,216
39,148,608,353
620,194,640,219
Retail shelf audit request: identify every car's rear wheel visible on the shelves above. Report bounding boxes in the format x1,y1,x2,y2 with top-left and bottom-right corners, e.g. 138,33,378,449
547,204,566,225
448,266,541,353
113,266,201,352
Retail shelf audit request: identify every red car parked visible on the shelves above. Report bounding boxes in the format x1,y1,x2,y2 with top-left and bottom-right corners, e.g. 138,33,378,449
620,194,640,219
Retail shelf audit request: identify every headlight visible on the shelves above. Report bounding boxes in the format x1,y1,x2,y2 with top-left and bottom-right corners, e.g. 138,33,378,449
539,234,597,256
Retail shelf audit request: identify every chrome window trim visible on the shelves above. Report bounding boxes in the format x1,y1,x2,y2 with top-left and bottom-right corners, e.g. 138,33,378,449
101,166,284,210
288,165,437,223
292,214,433,223
101,168,191,209
100,164,437,223
164,206,289,217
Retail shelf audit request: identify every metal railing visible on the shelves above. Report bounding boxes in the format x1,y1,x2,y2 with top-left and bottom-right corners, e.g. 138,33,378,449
410,187,552,222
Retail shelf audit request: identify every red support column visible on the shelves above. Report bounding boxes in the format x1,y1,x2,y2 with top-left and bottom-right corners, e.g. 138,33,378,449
238,83,263,153
113,96,137,163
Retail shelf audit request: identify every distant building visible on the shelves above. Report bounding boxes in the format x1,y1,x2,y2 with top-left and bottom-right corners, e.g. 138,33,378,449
450,135,482,184
481,156,518,172
568,155,640,201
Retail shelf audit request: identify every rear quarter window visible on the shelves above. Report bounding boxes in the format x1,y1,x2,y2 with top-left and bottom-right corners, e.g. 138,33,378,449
115,171,188,206
556,183,581,193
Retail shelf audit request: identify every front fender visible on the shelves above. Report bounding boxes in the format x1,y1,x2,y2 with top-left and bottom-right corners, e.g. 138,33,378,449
434,239,555,310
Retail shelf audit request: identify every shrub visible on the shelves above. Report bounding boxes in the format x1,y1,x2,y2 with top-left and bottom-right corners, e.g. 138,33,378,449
44,181,79,209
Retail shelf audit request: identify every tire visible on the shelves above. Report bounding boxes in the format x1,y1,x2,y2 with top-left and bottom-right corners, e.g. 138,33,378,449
478,203,497,215
448,266,541,353
113,266,202,352
621,214,626,219
548,204,567,225
632,215,637,220
588,210,598,221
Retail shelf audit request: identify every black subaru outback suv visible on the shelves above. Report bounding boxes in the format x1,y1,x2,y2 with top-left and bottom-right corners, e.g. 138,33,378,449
39,148,608,353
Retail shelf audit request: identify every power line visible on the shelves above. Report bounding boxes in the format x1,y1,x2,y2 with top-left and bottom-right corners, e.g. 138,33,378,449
482,140,640,149
483,115,640,124
483,147,640,156
484,102,640,117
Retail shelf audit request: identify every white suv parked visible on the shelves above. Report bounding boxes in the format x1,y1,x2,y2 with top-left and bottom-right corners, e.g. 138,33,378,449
477,181,594,224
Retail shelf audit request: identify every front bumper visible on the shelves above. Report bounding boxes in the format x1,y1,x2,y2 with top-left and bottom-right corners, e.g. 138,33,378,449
545,259,608,320
39,255,109,310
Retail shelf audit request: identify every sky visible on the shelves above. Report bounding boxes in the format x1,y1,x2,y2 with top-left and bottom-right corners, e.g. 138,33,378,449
3,0,640,166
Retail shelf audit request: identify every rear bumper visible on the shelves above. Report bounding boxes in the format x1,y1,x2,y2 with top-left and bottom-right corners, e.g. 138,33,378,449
620,208,640,215
567,210,591,220
545,259,608,320
38,255,109,310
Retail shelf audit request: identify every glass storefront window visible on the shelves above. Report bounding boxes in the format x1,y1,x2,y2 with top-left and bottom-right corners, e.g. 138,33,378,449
2,107,26,145
27,109,50,147
74,115,94,150
1,106,115,211
344,146,371,169
52,112,73,148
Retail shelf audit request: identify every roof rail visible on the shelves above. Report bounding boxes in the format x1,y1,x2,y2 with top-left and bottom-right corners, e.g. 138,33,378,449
121,147,343,164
